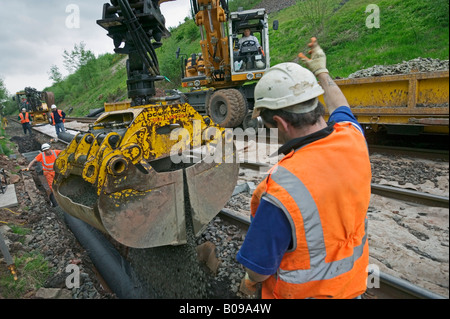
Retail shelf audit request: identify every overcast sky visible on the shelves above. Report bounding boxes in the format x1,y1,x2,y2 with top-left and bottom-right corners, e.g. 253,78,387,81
0,0,192,95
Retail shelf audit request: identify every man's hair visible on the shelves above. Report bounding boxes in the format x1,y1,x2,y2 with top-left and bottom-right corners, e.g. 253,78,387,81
260,100,325,128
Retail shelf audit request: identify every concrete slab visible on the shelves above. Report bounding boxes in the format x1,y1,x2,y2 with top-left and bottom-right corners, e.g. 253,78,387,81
21,151,41,163
32,124,79,139
0,184,18,208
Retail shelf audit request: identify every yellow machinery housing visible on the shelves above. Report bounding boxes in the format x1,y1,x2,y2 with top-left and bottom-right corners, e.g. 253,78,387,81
54,100,239,248
14,88,54,125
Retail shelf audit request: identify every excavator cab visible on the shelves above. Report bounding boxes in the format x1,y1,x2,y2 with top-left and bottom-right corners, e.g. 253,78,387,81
180,2,277,128
231,11,269,74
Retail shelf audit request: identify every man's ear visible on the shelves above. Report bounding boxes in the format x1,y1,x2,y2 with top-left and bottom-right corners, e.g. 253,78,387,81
272,115,290,133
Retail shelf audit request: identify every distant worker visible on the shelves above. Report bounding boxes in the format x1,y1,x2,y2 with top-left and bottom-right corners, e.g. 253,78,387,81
50,104,66,139
24,143,62,207
18,108,33,135
1,114,7,129
236,38,372,299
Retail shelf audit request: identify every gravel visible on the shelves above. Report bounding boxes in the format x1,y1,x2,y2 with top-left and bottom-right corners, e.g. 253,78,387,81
252,0,297,13
348,58,449,78
1,122,113,299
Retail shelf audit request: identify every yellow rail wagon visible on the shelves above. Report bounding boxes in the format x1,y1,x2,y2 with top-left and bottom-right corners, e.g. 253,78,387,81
323,70,449,136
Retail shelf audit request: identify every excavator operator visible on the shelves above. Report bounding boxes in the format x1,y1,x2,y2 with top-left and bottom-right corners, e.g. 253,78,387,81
235,28,264,71
238,28,261,50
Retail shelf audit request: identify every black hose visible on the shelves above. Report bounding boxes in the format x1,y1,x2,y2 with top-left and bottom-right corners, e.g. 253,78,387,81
62,210,149,299
57,132,76,144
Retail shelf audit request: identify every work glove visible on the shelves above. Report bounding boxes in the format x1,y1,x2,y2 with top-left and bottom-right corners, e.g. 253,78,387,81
239,273,258,296
298,37,329,76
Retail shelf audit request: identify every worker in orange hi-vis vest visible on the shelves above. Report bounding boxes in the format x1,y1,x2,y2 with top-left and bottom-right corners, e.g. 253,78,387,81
236,38,372,299
18,108,33,135
23,143,62,207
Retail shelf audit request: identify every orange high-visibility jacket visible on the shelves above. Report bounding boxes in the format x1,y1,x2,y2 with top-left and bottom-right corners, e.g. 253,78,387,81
51,110,65,125
19,112,31,124
35,150,61,172
251,122,372,299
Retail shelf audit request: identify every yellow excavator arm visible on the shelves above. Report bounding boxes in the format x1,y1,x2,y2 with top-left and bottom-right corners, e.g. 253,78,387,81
193,0,230,82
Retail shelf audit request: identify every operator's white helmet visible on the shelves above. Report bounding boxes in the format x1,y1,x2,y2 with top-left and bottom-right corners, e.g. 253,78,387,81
41,143,51,151
252,62,324,118
51,104,57,109
21,108,26,112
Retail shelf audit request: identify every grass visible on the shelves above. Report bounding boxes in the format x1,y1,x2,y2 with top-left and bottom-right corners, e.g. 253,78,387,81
0,126,13,156
0,252,52,298
269,0,449,77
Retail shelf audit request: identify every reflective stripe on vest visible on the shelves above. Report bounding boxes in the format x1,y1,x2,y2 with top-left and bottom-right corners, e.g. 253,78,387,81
42,151,57,171
265,165,367,284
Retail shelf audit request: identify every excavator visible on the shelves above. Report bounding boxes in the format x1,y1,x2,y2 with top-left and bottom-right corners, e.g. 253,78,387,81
52,0,240,249
178,0,277,129
13,87,55,125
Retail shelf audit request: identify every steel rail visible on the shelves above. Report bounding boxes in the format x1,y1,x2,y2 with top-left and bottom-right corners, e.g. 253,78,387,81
371,184,449,208
239,161,449,208
369,144,449,161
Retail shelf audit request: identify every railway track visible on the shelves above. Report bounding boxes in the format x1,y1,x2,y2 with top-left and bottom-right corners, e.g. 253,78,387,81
240,161,449,209
369,144,449,161
6,117,448,299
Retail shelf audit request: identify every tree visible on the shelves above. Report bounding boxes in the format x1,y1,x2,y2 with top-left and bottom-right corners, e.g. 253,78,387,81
62,42,97,90
0,77,8,103
48,64,63,84
63,42,96,74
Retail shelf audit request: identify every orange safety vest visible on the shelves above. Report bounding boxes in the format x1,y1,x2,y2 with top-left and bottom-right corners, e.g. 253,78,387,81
51,110,65,125
251,122,372,299
19,112,31,124
37,150,59,172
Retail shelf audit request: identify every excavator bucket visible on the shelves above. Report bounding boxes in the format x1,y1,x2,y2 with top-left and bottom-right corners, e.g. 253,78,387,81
53,103,240,248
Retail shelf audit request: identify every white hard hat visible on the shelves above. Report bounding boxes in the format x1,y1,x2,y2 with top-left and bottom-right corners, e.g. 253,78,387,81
255,60,265,69
21,108,26,112
51,104,57,109
41,143,51,151
252,62,324,118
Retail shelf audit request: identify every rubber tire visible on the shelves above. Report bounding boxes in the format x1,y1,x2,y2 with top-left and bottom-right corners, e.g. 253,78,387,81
242,110,263,130
208,89,247,128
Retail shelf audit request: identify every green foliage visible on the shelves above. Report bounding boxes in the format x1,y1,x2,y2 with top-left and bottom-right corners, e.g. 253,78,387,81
45,52,127,116
269,0,449,77
0,252,52,298
0,124,13,155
